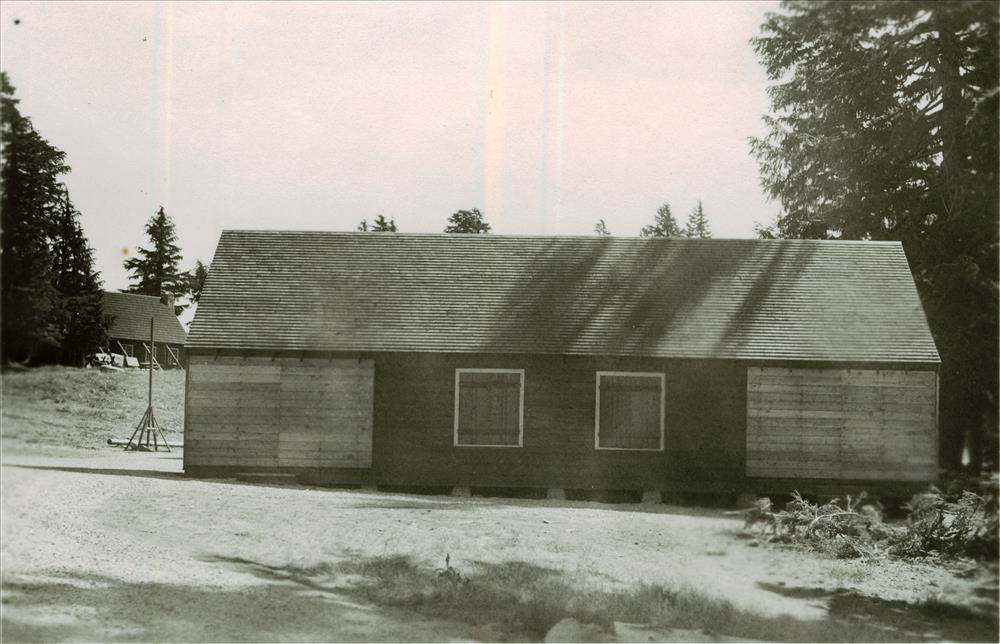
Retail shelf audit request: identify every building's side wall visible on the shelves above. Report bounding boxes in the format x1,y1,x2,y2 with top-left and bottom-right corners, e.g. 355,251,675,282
107,337,185,368
184,354,373,470
746,367,938,481
372,353,746,491
182,350,939,491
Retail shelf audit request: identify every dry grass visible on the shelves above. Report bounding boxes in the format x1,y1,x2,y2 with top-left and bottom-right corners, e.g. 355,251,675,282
1,366,185,448
326,555,989,642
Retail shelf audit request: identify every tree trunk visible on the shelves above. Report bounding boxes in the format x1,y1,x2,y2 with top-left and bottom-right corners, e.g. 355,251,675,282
935,9,966,216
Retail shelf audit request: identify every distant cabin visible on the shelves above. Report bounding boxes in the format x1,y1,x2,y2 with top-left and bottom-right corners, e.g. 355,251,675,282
102,291,188,368
184,231,940,496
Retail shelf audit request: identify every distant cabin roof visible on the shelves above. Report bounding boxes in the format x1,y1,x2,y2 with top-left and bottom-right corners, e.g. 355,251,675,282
102,291,188,345
187,231,939,364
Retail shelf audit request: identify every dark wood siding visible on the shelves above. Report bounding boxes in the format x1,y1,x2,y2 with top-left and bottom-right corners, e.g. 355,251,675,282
371,353,747,491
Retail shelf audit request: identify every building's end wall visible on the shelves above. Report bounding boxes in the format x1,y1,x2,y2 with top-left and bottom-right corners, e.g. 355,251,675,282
184,353,373,472
107,337,185,368
746,366,938,482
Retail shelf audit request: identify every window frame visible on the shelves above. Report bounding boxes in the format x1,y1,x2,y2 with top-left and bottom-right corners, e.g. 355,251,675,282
453,368,525,448
594,371,665,452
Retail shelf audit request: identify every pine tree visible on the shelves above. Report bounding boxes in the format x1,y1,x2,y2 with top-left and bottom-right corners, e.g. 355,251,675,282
684,202,711,238
51,189,107,365
1,72,69,363
124,206,187,312
358,215,397,232
187,260,210,303
594,219,611,236
444,208,491,234
750,1,999,471
640,203,682,237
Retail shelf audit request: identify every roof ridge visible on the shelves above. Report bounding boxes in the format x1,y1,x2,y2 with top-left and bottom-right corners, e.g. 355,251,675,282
104,290,169,300
218,229,902,245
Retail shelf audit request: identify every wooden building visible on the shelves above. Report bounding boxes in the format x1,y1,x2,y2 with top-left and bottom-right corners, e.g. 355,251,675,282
184,231,940,495
102,291,187,368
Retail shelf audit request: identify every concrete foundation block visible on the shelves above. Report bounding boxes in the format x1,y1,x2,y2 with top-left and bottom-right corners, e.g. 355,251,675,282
546,488,567,500
451,486,471,497
641,490,663,504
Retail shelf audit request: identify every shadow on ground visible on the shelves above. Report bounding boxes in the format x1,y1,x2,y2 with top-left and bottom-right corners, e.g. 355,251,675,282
199,554,999,643
5,554,997,643
757,581,998,642
0,571,476,643
4,464,186,482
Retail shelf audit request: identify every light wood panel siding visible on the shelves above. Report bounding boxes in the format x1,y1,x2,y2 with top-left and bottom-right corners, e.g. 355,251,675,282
184,355,373,469
746,367,937,481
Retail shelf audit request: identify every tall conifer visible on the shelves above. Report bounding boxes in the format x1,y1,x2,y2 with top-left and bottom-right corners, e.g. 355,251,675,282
1,72,69,362
124,206,187,312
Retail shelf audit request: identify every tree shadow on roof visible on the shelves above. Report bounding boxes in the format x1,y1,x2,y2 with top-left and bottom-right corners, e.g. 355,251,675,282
483,238,818,358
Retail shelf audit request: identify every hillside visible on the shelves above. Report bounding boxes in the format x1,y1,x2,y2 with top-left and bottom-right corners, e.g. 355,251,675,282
1,366,185,448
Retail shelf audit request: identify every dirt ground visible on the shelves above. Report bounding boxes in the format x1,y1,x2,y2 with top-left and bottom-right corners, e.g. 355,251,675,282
2,435,997,642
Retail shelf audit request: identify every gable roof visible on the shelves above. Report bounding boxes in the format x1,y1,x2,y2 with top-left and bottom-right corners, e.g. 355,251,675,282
188,231,939,364
102,291,188,345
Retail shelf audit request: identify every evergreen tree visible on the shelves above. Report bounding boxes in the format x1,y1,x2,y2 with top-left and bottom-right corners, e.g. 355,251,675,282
594,219,611,236
52,189,106,365
358,214,397,232
124,206,187,312
444,208,491,234
640,203,682,237
750,1,999,471
372,214,397,232
187,260,210,303
684,202,711,238
1,72,69,363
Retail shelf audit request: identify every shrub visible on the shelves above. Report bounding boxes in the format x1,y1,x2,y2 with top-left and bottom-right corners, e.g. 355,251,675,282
751,491,895,560
747,478,999,561
894,477,998,559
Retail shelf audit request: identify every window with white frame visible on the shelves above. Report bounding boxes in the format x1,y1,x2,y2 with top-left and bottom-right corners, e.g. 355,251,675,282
120,343,134,357
595,372,664,450
454,369,524,447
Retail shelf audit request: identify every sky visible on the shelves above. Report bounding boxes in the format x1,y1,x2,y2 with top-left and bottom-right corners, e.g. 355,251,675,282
1,0,781,300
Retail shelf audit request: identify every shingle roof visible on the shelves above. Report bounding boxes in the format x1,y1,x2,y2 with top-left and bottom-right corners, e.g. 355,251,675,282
187,231,939,364
102,291,188,345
